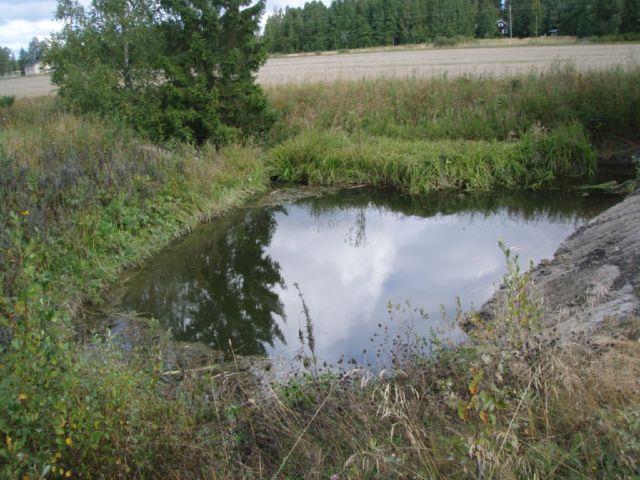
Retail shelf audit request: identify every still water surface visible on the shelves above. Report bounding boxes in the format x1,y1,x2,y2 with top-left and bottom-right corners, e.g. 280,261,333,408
112,189,618,367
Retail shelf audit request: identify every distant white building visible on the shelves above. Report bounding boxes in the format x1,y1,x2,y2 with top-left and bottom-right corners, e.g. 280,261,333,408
24,61,47,76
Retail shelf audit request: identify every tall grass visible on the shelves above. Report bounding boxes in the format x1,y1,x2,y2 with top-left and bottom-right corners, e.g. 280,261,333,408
0,98,267,302
267,124,596,193
267,66,640,148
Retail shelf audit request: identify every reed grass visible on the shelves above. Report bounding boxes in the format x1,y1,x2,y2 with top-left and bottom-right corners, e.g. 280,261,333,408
267,124,596,193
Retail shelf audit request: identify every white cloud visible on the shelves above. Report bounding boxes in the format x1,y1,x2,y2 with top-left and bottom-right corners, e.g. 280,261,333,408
0,19,61,52
0,0,89,52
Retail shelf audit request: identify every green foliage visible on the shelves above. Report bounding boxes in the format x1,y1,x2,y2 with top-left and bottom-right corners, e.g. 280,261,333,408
0,47,18,76
47,0,273,145
0,95,15,108
547,0,638,37
267,67,640,147
47,0,160,118
266,124,595,193
0,98,270,477
264,0,481,53
476,0,500,38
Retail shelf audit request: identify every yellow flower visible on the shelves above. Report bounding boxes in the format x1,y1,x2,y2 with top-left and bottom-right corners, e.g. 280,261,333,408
65,437,73,447
5,435,11,448
55,451,62,459
22,475,30,480
18,392,27,401
65,471,72,478
19,210,29,216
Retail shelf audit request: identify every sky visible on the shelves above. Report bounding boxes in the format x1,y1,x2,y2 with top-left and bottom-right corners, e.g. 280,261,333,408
0,0,316,54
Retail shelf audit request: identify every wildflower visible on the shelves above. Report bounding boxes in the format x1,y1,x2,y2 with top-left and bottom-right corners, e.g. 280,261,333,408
65,471,72,478
65,437,73,447
19,210,29,216
480,411,489,424
18,392,27,401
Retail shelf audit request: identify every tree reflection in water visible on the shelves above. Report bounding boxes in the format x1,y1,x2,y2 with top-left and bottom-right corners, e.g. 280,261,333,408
119,206,287,356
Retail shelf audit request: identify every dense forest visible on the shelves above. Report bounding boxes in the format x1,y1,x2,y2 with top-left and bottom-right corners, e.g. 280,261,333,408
264,0,640,53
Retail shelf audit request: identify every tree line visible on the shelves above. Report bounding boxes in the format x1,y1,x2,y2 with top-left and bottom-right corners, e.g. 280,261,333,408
264,0,640,53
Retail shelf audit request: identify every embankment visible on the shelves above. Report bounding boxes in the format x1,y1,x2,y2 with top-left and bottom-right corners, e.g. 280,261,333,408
479,189,640,337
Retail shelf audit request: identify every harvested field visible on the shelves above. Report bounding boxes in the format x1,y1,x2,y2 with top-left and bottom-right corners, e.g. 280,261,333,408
0,74,56,98
1,43,640,98
259,43,640,84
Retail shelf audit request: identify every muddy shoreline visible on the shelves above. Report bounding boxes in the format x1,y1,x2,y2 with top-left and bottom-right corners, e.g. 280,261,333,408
479,189,640,337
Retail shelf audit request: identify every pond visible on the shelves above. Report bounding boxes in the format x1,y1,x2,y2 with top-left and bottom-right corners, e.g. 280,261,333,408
109,188,619,370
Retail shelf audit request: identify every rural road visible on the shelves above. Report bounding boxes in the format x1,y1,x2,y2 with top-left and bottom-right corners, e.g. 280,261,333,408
2,43,640,98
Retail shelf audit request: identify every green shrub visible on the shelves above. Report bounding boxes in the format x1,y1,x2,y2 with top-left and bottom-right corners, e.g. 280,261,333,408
432,35,476,47
0,95,14,108
48,0,274,145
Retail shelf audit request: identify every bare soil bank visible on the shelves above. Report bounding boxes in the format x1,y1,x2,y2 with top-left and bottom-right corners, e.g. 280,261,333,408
2,43,640,98
479,189,640,337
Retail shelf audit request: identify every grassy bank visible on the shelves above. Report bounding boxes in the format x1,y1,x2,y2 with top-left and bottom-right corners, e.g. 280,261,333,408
267,125,595,193
0,98,270,477
1,69,639,478
267,66,640,148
